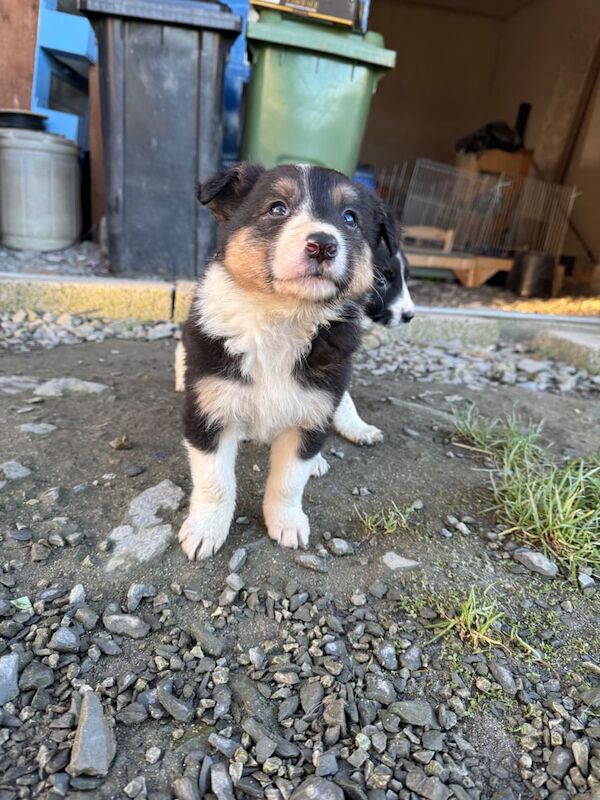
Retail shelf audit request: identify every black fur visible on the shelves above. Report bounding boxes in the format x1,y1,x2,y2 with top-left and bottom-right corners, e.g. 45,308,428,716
365,242,411,325
294,303,363,460
181,315,247,452
198,163,265,222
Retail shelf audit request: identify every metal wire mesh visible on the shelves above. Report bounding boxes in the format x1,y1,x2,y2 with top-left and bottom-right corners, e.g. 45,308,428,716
377,158,577,261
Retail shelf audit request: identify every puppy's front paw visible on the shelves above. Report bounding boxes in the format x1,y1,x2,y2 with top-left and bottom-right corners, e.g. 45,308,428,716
174,375,185,393
344,422,384,446
178,509,231,560
310,453,330,478
264,504,310,550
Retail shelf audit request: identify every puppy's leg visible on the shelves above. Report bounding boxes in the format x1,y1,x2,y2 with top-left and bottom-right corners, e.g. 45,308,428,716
310,453,330,478
333,390,383,446
264,427,326,550
174,341,186,392
178,431,238,560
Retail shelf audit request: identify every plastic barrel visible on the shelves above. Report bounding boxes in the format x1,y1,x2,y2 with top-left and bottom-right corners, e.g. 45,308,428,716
0,129,81,251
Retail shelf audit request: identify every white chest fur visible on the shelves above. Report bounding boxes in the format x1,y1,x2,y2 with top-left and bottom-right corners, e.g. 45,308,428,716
193,264,336,443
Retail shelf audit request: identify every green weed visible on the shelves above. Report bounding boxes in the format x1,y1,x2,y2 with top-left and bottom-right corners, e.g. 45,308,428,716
356,500,421,537
454,409,600,579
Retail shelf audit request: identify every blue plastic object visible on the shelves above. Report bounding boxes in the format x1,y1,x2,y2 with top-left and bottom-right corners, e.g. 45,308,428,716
31,0,97,147
222,0,251,166
353,164,376,190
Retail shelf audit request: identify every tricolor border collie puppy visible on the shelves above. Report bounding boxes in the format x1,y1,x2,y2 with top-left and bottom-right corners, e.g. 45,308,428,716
176,162,398,560
331,242,415,448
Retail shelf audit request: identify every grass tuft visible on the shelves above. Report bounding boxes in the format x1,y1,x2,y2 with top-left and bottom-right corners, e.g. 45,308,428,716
356,500,421,537
428,586,506,650
429,586,536,656
453,406,544,463
454,408,600,579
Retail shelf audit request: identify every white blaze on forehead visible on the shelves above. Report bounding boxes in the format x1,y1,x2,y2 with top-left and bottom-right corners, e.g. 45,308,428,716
271,211,348,290
389,249,415,325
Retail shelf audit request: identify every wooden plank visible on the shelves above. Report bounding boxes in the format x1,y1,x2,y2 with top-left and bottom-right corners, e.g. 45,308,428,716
403,226,456,253
535,30,600,183
88,64,105,242
0,0,40,109
475,256,513,273
405,251,473,271
406,249,513,288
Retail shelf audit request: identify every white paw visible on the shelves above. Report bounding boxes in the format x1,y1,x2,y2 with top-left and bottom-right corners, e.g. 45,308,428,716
310,454,330,479
178,508,232,560
174,376,185,393
342,423,384,446
264,504,310,550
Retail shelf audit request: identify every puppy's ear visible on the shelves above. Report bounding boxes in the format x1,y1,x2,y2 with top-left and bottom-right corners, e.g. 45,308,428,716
197,162,265,221
376,197,399,257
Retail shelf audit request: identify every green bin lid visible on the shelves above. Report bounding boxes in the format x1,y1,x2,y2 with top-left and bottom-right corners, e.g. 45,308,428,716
246,11,396,69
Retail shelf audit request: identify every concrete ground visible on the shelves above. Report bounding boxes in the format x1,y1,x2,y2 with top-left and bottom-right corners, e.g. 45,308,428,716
1,337,600,800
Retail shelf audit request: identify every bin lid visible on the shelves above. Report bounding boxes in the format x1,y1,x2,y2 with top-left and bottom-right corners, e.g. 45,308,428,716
78,0,241,34
246,11,396,68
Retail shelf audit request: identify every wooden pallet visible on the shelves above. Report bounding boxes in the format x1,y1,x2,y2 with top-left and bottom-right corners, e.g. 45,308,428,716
402,225,455,253
405,248,513,288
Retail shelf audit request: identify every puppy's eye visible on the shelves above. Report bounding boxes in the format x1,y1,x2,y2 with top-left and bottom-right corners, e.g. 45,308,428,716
269,201,288,217
375,275,387,287
342,209,357,229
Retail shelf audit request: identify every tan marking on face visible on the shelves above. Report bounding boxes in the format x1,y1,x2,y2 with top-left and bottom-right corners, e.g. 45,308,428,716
331,184,359,208
224,227,271,293
347,242,374,298
271,176,302,206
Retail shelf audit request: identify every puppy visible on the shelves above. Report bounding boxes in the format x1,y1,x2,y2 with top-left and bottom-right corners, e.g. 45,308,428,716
331,243,415,447
177,162,397,559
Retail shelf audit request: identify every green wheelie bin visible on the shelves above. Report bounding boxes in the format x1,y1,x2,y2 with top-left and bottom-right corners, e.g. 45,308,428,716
241,11,396,176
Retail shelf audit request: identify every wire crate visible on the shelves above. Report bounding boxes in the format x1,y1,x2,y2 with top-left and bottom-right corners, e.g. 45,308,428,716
377,158,577,263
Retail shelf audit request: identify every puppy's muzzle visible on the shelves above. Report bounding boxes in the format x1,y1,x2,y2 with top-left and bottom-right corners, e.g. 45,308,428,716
305,232,338,264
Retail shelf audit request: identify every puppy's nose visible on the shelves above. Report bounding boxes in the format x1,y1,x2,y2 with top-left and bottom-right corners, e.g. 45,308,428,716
305,233,338,263
401,310,415,323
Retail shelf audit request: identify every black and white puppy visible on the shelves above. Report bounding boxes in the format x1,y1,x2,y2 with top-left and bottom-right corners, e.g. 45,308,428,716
329,243,415,448
176,162,397,560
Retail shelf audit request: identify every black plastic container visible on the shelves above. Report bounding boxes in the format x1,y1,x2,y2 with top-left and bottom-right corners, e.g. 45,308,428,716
79,0,241,278
0,110,47,131
507,251,555,298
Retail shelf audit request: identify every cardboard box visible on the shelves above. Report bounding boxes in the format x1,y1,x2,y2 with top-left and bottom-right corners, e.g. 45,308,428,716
456,148,532,178
251,0,361,29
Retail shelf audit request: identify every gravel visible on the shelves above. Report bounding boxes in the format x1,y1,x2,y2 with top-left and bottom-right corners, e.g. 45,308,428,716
0,652,19,704
34,376,108,396
2,313,600,799
380,551,421,571
68,689,116,777
0,240,109,276
102,605,150,638
0,562,598,798
3,307,600,402
356,336,600,397
513,548,559,578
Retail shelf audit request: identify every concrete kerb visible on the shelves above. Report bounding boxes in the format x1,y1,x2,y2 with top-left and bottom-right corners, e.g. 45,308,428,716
0,273,174,322
1,273,599,367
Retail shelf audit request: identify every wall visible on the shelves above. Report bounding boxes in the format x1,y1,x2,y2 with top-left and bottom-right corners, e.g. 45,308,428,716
360,1,500,168
0,0,39,109
490,0,600,262
489,0,600,155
